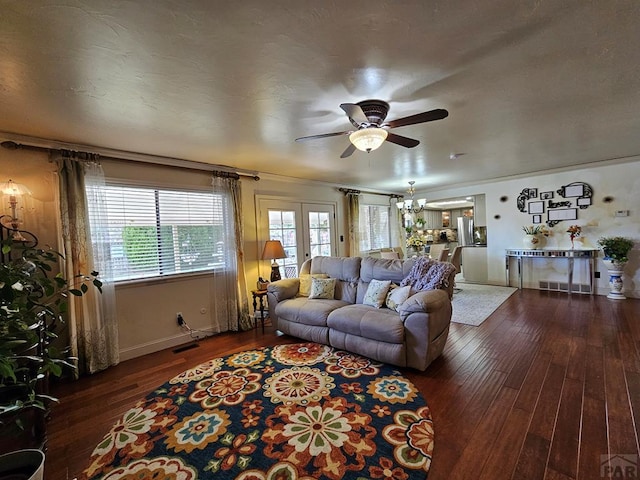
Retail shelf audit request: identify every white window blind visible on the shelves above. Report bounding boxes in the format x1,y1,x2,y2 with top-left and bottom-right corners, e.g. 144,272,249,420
359,205,391,251
88,184,228,282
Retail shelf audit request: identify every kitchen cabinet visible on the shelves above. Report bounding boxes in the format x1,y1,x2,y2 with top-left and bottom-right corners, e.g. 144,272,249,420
474,194,486,226
423,210,442,230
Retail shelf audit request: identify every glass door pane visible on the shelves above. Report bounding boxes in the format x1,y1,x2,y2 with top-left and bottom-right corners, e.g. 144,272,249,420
267,209,300,278
303,205,335,259
259,199,337,279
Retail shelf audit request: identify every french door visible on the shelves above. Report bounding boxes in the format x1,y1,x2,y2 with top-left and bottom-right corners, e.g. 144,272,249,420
259,199,337,278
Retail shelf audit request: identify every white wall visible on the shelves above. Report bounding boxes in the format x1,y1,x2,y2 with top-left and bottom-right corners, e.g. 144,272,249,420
415,159,640,297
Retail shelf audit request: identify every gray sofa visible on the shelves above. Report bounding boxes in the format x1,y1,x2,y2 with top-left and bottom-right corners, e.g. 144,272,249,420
266,256,455,371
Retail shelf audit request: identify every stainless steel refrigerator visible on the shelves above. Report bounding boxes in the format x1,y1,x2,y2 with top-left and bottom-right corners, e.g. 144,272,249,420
457,216,474,246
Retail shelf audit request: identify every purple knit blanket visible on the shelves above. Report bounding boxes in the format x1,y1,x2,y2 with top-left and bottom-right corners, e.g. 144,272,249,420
400,257,457,291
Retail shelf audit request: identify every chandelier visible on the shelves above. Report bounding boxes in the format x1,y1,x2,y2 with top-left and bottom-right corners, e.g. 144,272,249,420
395,181,426,214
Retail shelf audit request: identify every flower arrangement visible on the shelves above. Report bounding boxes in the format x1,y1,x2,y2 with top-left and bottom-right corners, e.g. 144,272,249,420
597,236,634,264
406,233,427,249
566,225,581,238
522,225,546,235
566,225,581,248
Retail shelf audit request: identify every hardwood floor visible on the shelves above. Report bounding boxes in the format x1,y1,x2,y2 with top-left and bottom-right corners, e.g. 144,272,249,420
46,289,640,479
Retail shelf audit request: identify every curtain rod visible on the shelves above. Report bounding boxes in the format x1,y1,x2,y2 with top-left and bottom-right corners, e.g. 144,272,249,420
338,187,400,198
0,137,260,181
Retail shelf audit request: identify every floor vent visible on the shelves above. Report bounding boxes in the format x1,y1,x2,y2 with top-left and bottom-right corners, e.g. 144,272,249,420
538,281,591,294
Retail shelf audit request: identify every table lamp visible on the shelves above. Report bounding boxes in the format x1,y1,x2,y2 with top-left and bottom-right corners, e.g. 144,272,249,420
261,240,286,282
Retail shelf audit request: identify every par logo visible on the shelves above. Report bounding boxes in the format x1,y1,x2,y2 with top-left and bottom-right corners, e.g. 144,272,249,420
601,454,638,478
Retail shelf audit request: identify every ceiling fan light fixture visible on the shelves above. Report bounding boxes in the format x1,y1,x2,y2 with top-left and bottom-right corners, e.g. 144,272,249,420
349,128,388,153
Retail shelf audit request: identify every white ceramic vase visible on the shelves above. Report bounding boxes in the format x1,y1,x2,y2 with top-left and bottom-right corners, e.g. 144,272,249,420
523,234,541,249
0,449,45,480
602,258,627,300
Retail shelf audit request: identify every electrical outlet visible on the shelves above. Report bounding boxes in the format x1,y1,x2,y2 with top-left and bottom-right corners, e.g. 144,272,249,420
176,312,184,326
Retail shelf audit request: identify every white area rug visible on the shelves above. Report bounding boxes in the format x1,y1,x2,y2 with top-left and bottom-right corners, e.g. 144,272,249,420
451,282,517,326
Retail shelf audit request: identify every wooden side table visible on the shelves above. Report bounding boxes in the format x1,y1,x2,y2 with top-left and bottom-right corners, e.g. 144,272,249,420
251,289,268,332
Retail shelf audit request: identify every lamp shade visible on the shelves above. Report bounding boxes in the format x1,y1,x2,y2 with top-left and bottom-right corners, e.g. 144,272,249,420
0,179,31,197
261,240,286,260
348,128,388,153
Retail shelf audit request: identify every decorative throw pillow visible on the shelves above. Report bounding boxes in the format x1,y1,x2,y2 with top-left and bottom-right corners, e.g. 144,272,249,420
309,277,337,299
363,279,392,308
298,273,330,297
385,285,412,312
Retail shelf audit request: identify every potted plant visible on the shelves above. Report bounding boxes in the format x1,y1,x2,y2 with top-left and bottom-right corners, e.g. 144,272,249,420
597,236,634,265
596,236,635,300
0,240,101,461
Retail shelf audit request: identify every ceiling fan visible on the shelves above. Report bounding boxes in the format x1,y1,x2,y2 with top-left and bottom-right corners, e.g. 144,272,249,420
295,99,448,158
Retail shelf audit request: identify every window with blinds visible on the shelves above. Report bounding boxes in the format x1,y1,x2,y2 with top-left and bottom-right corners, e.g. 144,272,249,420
359,204,391,252
89,184,228,282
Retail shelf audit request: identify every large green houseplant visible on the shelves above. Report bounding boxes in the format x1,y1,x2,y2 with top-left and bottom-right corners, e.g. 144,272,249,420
0,240,101,451
597,236,634,265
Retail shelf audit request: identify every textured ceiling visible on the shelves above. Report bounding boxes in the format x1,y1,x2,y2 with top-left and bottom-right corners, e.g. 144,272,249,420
1,1,639,194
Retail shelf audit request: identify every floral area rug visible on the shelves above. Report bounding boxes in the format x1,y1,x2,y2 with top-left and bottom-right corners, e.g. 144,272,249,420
81,343,434,480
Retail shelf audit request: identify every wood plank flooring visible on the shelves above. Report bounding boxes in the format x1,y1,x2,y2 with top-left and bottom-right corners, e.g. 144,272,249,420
46,289,640,479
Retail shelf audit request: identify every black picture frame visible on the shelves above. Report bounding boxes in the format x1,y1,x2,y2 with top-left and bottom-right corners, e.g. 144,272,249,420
540,191,554,200
548,208,577,221
532,215,542,224
528,201,544,214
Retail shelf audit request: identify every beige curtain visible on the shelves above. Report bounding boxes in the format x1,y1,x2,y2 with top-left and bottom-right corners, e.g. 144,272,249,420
56,155,119,376
347,193,360,257
395,199,407,257
212,174,252,331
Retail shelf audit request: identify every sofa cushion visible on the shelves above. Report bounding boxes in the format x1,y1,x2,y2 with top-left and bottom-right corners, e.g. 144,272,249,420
309,277,336,299
360,256,415,284
327,304,405,343
308,256,361,303
275,297,350,327
298,273,329,297
310,256,361,281
385,284,412,312
362,279,392,308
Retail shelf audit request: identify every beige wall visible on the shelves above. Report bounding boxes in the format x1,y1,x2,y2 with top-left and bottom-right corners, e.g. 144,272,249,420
0,148,59,250
2,147,639,361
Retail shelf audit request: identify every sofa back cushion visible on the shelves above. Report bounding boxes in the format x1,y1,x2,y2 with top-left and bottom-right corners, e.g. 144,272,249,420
308,256,362,303
360,257,416,283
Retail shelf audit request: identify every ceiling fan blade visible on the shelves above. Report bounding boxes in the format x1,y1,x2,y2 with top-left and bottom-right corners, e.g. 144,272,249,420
385,108,449,129
385,132,420,148
340,103,369,125
340,143,356,158
295,131,350,142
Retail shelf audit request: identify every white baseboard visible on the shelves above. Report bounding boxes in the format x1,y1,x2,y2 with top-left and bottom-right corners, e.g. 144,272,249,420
119,328,217,362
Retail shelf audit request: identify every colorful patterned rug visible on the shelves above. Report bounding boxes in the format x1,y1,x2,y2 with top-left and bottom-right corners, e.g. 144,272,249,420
81,343,433,480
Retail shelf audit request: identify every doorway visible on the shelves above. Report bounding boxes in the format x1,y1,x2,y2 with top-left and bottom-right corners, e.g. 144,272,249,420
258,198,337,278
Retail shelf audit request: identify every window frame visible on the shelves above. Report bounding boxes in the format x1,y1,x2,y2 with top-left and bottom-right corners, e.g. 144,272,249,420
90,180,230,284
358,203,392,253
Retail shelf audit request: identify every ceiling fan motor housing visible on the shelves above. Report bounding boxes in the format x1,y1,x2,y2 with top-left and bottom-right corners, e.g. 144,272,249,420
354,99,390,127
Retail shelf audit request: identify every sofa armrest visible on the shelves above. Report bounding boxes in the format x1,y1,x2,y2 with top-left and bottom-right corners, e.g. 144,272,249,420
399,289,450,316
266,278,300,302
399,289,453,370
